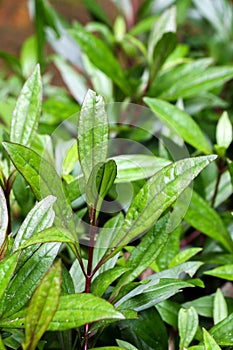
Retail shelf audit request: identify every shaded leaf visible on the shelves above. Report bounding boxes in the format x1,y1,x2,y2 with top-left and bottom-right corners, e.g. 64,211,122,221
22,260,62,350
155,300,180,328
144,97,211,154
184,190,233,252
10,65,42,147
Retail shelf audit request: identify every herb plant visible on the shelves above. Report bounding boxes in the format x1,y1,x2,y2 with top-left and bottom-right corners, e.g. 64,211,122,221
0,1,233,349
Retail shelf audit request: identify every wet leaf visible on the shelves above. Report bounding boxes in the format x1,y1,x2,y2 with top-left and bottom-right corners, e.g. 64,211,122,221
178,307,199,349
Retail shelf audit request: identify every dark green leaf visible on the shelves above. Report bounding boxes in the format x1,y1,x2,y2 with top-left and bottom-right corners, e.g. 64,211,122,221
110,155,216,248
144,98,211,154
81,0,110,25
92,267,129,297
3,142,76,235
10,65,42,147
70,24,131,94
86,160,117,216
78,90,109,183
22,260,62,350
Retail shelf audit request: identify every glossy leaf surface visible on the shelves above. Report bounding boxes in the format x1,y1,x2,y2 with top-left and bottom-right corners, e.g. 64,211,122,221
178,307,199,349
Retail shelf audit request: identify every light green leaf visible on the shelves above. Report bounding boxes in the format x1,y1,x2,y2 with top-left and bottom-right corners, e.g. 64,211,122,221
0,186,8,248
0,334,6,350
144,97,211,154
86,160,117,217
62,140,79,175
48,294,124,331
183,295,213,318
53,56,88,104
2,142,76,235
0,253,19,301
205,264,233,281
169,247,202,267
213,288,228,325
20,36,38,78
216,111,233,150
13,195,56,251
185,190,233,252
78,90,109,183
110,155,216,248
178,307,199,349
70,24,131,94
111,154,171,182
10,64,42,147
92,267,129,297
116,340,138,350
203,328,221,350
17,226,76,250
22,260,62,350
0,243,60,318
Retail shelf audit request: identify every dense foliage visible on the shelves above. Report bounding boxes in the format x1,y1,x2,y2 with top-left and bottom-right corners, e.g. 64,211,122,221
0,0,233,349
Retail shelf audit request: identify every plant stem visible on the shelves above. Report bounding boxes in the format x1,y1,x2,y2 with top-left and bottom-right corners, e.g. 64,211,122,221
83,206,97,350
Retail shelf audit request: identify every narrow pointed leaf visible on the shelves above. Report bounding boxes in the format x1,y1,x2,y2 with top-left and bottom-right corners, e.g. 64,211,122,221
2,142,76,235
210,313,233,346
92,267,129,297
78,90,109,183
203,328,221,350
0,187,8,248
23,260,62,350
205,264,233,280
48,294,124,330
216,111,233,149
185,190,233,252
0,334,6,350
13,195,56,251
116,340,138,350
213,288,228,325
144,97,211,154
62,141,79,175
111,155,216,248
70,24,131,94
178,307,199,349
10,64,42,147
86,160,117,216
169,247,202,267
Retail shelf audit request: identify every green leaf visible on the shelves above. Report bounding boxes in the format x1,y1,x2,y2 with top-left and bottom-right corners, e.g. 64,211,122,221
183,295,213,318
10,65,42,147
81,0,110,25
116,340,138,350
144,97,211,154
48,294,124,331
90,348,125,350
17,226,76,250
70,24,131,94
0,253,19,301
92,267,129,297
22,260,62,350
13,195,56,251
112,215,170,295
178,307,199,349
111,154,171,182
203,328,221,350
0,334,6,350
210,313,233,346
86,160,117,217
205,264,233,281
78,90,109,183
169,248,202,268
62,141,79,176
2,142,76,235
228,161,233,187
117,278,194,312
0,186,8,248
213,288,228,325
184,190,233,252
155,300,180,328
110,155,216,248
216,111,233,150
20,36,38,78
0,243,60,318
